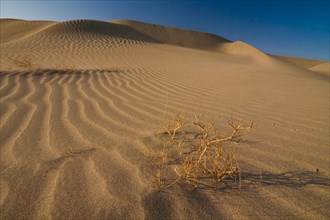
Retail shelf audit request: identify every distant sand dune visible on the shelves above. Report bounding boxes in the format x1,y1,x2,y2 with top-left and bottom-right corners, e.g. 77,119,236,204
309,62,330,75
110,19,230,51
111,19,274,61
40,20,159,43
0,19,55,43
0,19,329,219
272,55,325,69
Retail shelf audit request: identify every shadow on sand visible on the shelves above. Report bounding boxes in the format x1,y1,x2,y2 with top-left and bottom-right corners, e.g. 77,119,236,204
157,170,330,193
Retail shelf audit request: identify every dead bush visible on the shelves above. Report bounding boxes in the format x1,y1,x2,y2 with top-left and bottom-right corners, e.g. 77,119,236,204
155,113,252,190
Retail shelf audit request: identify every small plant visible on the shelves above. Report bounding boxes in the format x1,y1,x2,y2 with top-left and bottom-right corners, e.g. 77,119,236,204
9,56,119,73
155,113,252,190
10,56,35,69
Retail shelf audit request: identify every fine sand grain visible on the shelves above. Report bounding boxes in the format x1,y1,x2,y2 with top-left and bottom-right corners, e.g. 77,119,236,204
0,19,329,219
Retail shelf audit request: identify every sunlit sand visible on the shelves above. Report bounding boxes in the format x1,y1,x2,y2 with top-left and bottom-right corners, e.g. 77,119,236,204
1,19,329,219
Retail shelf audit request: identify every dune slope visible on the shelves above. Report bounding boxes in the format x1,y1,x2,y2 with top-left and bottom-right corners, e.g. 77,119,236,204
309,62,330,75
0,19,55,43
110,19,231,51
111,19,274,62
0,19,329,219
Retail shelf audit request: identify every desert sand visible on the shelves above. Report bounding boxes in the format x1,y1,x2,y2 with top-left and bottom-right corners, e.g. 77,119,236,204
0,19,329,219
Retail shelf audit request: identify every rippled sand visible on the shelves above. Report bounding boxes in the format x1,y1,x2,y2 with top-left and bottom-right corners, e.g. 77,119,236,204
1,19,329,219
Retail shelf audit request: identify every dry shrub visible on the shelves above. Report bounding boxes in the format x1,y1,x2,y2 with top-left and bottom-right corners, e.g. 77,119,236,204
155,113,252,190
10,56,35,69
52,64,119,72
9,56,118,73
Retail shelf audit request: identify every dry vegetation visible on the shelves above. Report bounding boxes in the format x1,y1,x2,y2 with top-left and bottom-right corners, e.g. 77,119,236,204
155,113,253,190
10,56,35,69
8,56,118,72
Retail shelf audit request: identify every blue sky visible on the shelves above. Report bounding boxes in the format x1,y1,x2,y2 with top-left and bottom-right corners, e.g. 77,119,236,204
1,0,329,61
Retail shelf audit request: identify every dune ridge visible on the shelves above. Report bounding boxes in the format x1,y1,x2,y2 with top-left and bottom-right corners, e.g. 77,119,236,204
0,19,329,219
0,19,55,44
309,62,330,75
110,19,231,50
110,19,276,62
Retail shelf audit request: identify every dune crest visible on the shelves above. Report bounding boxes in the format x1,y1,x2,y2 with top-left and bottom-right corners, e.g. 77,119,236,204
0,19,55,43
39,20,159,42
218,41,272,61
309,62,330,75
110,19,274,61
110,19,230,51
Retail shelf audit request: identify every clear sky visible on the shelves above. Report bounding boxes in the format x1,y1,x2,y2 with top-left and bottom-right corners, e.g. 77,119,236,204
1,0,329,61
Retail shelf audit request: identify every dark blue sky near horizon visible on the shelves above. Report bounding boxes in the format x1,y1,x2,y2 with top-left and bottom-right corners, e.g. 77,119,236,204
1,0,329,61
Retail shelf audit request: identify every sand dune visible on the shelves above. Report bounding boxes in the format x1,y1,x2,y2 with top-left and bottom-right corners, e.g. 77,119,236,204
309,62,330,75
272,55,325,69
111,19,274,61
0,19,55,44
111,19,230,51
0,19,329,219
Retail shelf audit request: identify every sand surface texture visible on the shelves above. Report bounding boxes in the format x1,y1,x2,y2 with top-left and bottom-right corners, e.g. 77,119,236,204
0,19,329,219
